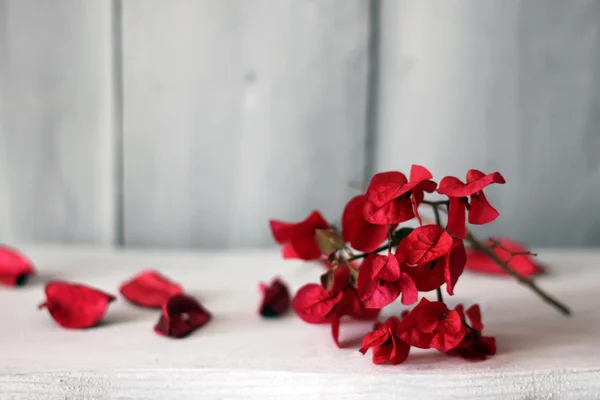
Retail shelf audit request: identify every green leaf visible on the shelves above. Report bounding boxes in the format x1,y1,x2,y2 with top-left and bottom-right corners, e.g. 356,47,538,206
315,229,345,255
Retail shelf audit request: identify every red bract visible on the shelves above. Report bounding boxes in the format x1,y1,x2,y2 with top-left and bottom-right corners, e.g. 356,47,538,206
359,316,411,365
342,195,389,252
396,298,466,352
357,253,417,309
154,294,211,339
270,211,329,260
437,170,505,238
39,281,116,329
292,266,378,347
259,277,291,317
363,165,437,226
448,304,496,360
397,225,466,295
0,246,35,287
119,270,183,308
466,238,543,277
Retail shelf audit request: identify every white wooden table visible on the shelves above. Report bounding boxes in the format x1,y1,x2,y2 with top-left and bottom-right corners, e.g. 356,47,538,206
1,246,599,399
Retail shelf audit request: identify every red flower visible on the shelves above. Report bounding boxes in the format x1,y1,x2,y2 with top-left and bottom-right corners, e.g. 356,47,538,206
39,281,116,329
154,294,211,339
342,195,390,252
292,265,379,347
259,277,291,317
437,170,505,238
447,304,496,360
270,211,329,260
396,298,466,352
396,225,466,295
119,270,183,308
0,246,35,286
465,238,543,277
357,253,417,309
363,165,437,225
359,316,410,365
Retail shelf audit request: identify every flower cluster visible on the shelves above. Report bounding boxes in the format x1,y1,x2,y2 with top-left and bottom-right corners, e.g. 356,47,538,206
270,165,507,363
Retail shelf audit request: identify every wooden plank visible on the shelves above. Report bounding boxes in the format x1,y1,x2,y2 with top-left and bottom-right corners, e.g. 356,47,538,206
375,0,600,246
0,0,117,245
1,245,600,399
122,0,370,248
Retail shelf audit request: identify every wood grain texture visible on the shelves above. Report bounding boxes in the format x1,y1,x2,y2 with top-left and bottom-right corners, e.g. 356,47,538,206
1,246,600,399
121,0,370,248
375,0,600,247
0,0,117,245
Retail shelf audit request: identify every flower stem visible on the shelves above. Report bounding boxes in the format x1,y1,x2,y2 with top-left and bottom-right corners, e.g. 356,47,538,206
347,243,389,261
421,201,571,316
465,231,571,316
436,286,444,303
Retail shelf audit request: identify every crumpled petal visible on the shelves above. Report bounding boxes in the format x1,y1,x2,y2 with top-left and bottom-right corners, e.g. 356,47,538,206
259,277,291,317
359,316,410,365
39,281,116,329
342,195,389,252
154,294,211,339
465,238,543,277
119,270,183,308
0,246,35,287
357,254,417,309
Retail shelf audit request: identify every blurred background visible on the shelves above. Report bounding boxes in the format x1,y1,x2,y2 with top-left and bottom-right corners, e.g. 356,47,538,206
0,0,598,249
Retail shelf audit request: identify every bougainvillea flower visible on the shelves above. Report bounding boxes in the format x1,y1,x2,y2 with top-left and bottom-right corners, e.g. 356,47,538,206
396,225,466,295
270,211,329,260
359,316,411,365
447,304,496,360
396,298,466,352
342,195,390,252
292,265,378,347
363,165,437,225
465,238,543,277
357,253,418,309
0,246,35,286
119,270,183,308
437,170,505,238
39,281,116,329
258,277,291,317
154,294,211,339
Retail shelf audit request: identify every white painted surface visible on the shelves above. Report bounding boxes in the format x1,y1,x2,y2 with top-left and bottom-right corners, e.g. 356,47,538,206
0,0,117,245
0,246,599,399
121,0,370,249
375,0,600,247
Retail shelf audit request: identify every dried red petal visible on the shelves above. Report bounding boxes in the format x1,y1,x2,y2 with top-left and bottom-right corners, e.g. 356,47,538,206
399,225,454,266
119,270,183,308
292,284,343,324
363,196,415,225
39,281,116,329
359,316,410,365
448,303,495,360
342,195,389,252
270,211,329,260
0,246,35,286
396,298,466,352
357,254,417,309
397,228,465,295
154,294,211,339
259,277,291,317
465,238,543,277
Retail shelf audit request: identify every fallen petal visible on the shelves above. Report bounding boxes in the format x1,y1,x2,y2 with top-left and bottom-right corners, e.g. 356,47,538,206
154,294,211,339
120,270,183,308
0,246,35,287
39,281,116,329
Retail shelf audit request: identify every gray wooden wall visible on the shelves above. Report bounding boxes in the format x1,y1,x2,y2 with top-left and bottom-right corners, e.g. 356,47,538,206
0,0,599,249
